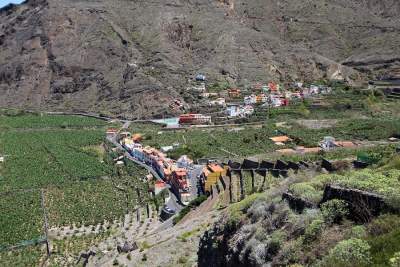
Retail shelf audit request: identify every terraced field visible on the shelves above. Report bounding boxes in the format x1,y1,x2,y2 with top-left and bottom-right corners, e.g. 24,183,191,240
130,117,400,161
0,113,107,129
0,113,149,252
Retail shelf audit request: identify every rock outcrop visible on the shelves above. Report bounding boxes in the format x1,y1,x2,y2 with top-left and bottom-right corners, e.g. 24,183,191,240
1,0,400,117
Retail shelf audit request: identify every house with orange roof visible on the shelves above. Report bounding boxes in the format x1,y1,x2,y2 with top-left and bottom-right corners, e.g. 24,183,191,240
202,163,227,194
170,168,190,202
154,180,167,195
270,136,292,144
228,88,241,98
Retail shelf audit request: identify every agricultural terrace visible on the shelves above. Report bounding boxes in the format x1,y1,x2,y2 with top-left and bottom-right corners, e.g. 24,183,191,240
0,110,108,129
129,118,400,160
0,113,150,252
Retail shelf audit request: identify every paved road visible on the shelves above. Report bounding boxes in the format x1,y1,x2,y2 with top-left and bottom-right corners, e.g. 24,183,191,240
187,165,204,198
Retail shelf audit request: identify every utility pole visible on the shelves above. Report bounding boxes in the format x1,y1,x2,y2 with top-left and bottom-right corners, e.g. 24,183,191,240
40,189,51,257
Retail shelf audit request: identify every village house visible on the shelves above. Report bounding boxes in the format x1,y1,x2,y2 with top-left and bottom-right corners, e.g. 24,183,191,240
228,88,241,98
201,163,227,194
161,146,174,153
270,95,289,107
200,92,218,98
294,82,303,88
268,82,280,93
309,85,320,95
243,105,255,116
169,168,191,203
244,94,257,105
226,105,241,117
179,114,212,125
209,98,226,107
270,136,292,146
226,105,254,117
192,82,206,92
320,136,356,151
177,155,193,169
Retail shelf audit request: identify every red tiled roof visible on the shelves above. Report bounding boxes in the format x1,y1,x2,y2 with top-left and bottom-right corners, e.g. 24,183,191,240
155,181,166,187
270,136,291,143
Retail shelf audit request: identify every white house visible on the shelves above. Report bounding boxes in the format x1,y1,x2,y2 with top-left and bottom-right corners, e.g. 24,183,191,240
244,94,257,105
226,105,240,117
209,98,226,106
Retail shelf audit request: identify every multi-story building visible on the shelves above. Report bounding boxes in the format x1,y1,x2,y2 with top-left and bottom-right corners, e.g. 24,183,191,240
179,114,212,125
169,168,190,203
201,163,227,194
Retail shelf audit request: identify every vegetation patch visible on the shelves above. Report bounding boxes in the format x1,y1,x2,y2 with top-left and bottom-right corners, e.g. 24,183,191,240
0,190,43,247
0,113,107,129
0,245,44,267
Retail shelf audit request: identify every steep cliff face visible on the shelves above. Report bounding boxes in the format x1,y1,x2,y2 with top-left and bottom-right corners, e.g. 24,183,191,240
0,0,399,117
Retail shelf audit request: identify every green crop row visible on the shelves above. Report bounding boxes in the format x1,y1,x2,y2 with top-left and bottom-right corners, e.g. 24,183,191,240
0,190,43,247
285,118,400,147
0,114,151,247
45,180,128,227
0,114,107,129
0,245,44,267
0,129,112,191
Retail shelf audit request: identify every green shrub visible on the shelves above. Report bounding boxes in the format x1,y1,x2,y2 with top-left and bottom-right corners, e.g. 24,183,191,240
304,219,324,244
278,238,303,265
268,230,286,255
320,199,349,224
367,227,400,266
390,252,400,267
311,170,400,209
178,256,188,264
319,238,371,267
228,193,266,228
367,214,400,236
289,183,323,203
348,225,367,239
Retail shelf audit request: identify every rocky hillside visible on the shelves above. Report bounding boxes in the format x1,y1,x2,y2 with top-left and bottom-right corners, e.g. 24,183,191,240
0,0,399,118
198,167,400,267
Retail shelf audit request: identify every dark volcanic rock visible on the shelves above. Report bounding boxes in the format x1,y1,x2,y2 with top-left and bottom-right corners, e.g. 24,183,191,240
282,191,316,213
321,184,395,222
1,0,400,117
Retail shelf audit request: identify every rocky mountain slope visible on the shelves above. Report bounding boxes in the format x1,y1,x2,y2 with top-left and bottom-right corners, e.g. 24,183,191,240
0,0,399,118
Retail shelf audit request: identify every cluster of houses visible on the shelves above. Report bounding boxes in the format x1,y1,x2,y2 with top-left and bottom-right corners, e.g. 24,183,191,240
117,131,228,204
185,75,333,123
120,134,192,204
271,135,357,155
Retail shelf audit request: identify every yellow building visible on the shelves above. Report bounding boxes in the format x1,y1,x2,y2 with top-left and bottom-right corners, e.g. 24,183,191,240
203,164,228,193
